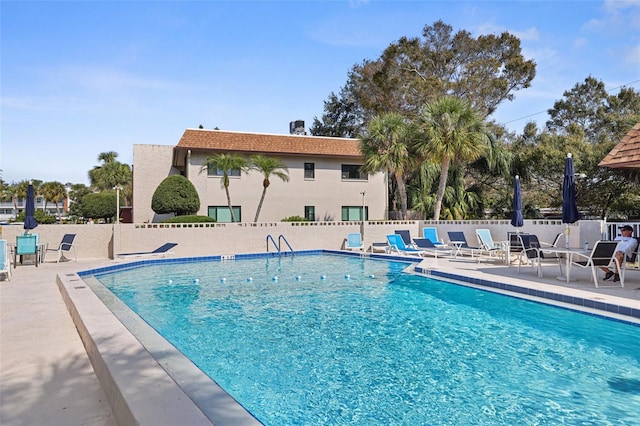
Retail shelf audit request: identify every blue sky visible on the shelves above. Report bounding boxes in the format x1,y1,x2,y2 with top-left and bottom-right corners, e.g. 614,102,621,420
2,0,639,185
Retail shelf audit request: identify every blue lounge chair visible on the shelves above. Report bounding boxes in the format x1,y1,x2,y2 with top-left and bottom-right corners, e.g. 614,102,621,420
446,231,481,258
345,233,364,251
44,234,77,263
386,234,425,256
394,230,418,249
116,243,177,259
0,239,11,281
422,227,446,247
412,238,453,258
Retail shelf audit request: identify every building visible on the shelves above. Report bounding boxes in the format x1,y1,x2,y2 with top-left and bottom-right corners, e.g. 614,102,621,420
132,125,388,223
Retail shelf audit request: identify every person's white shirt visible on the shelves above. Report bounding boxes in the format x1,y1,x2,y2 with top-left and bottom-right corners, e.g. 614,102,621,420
614,235,638,259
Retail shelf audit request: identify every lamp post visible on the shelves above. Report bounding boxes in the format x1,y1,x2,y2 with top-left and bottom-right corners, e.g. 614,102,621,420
360,191,366,238
114,186,123,224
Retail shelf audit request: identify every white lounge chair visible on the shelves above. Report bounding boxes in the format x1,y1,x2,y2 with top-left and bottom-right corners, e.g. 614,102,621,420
0,239,11,281
475,229,507,263
116,243,177,259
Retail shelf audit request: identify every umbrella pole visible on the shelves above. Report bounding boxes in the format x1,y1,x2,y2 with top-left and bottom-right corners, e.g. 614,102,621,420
565,224,570,249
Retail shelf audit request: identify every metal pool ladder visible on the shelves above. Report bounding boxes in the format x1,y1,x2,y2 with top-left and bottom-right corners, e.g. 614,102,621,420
266,234,294,256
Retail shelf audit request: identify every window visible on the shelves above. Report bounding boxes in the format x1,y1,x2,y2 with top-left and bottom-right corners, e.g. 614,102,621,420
207,163,241,177
341,164,367,180
341,206,368,221
208,206,241,223
304,162,315,179
304,206,315,221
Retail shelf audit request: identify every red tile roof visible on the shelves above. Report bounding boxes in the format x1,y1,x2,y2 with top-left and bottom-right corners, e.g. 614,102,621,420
176,129,363,158
599,122,640,168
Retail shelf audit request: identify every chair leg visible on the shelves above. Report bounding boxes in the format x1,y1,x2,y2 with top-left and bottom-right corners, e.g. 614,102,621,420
591,263,600,288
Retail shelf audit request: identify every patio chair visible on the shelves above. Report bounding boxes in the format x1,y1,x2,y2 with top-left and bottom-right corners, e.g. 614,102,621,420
511,234,564,278
344,233,364,251
622,237,640,271
0,239,11,281
422,227,446,247
386,234,426,257
475,229,508,263
44,234,77,263
567,241,622,288
412,238,453,258
446,231,481,258
116,242,177,259
538,233,563,259
14,234,38,267
394,230,418,249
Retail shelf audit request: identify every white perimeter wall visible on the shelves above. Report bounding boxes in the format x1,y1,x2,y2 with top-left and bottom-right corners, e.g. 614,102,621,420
1,220,607,260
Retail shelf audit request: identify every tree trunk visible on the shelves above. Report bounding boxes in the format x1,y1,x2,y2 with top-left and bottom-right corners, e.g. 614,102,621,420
254,187,268,222
224,185,237,222
396,175,408,220
433,158,450,221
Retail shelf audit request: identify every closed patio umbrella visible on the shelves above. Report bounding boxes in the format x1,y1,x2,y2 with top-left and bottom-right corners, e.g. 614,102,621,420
561,153,580,248
23,183,38,232
510,175,523,231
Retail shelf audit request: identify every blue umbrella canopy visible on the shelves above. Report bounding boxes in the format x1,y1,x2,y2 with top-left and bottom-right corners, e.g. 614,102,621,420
562,153,580,224
510,175,523,229
561,153,580,248
23,183,38,231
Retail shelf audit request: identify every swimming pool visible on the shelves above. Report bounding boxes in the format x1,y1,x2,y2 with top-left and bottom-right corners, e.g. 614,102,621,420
92,253,640,425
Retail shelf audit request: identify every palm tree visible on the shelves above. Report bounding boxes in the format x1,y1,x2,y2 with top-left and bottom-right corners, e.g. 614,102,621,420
360,112,416,219
89,151,132,204
40,181,68,221
415,96,490,220
249,154,289,222
202,153,248,222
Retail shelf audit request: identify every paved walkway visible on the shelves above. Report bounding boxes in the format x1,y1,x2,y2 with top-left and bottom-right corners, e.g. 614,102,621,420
1,255,639,425
1,259,116,426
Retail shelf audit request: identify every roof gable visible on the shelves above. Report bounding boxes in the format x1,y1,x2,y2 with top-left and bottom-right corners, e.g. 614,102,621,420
599,122,640,168
176,129,363,158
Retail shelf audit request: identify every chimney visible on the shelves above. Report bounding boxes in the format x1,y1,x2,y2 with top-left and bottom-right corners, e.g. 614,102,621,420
289,120,305,135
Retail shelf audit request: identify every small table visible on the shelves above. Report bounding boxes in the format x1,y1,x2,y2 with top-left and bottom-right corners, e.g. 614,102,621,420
448,241,465,257
536,247,590,281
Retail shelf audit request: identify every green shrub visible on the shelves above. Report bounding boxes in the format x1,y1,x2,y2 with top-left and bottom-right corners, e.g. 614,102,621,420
281,215,308,222
160,215,216,223
152,175,200,216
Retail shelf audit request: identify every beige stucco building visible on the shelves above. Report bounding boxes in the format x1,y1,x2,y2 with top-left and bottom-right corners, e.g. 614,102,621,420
132,128,388,223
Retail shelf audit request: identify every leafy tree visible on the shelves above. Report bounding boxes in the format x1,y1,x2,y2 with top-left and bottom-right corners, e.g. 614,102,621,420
80,192,118,221
151,175,200,216
415,96,491,220
249,154,289,222
39,181,67,221
309,84,364,137
67,183,93,220
202,153,248,222
313,20,535,135
360,112,416,219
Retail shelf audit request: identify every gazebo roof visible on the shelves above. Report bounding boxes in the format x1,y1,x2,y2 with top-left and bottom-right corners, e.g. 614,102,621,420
599,122,640,168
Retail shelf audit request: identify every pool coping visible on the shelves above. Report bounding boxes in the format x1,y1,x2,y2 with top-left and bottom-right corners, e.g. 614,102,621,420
62,250,639,425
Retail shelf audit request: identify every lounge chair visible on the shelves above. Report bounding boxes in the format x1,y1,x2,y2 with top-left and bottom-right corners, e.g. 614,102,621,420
0,239,11,281
475,229,508,263
446,231,481,258
394,230,418,249
422,227,446,247
567,241,622,288
386,234,426,257
116,243,177,259
412,238,453,258
44,234,77,263
14,234,38,267
344,233,364,251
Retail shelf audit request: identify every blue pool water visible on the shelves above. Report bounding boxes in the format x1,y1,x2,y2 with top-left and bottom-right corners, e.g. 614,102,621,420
94,253,640,425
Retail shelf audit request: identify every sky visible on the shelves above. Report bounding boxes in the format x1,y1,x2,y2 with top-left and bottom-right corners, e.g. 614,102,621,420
2,0,639,186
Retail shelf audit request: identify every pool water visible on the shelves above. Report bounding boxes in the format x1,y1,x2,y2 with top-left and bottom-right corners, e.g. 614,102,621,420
94,253,640,425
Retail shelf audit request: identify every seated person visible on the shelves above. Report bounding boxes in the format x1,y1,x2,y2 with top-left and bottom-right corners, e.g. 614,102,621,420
601,225,638,282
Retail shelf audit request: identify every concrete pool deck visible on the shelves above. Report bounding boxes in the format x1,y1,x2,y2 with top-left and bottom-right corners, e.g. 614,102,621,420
1,254,639,425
